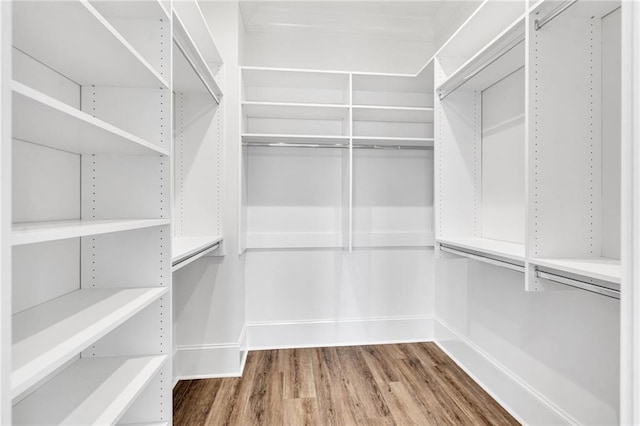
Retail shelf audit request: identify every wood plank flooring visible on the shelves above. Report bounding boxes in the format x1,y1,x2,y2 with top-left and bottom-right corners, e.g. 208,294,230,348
173,342,519,425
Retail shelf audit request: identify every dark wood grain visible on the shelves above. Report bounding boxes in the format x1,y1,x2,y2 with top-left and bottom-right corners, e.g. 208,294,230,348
173,342,520,426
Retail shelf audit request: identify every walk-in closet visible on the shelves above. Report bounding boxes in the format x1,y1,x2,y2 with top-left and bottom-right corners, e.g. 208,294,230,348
1,0,639,424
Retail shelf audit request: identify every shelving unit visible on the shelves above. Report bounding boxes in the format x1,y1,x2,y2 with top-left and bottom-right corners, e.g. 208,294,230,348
435,6,526,270
4,0,173,423
240,62,435,250
171,0,224,272
526,0,622,292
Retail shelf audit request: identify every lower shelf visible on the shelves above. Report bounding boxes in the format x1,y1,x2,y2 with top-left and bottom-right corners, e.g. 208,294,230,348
437,237,525,262
246,232,344,249
13,355,167,425
531,257,621,284
12,287,167,398
172,236,223,271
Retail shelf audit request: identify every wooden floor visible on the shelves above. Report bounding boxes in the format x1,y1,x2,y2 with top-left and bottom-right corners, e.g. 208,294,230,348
173,343,519,425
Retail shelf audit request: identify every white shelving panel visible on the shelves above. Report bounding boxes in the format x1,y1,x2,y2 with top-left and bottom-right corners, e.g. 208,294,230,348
172,236,222,271
242,134,349,145
12,219,170,246
12,82,169,156
438,237,525,263
531,258,620,284
12,287,167,398
13,355,167,425
352,136,434,147
12,1,168,88
352,106,434,123
173,11,222,101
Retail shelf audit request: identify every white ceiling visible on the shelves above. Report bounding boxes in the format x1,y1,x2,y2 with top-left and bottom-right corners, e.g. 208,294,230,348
239,1,479,43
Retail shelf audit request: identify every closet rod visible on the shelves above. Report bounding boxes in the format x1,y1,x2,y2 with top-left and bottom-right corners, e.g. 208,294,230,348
440,245,525,272
439,34,524,101
535,270,620,300
174,39,220,105
534,0,578,31
242,142,433,151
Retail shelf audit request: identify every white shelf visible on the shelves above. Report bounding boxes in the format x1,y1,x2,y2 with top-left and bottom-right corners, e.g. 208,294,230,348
242,133,349,145
12,82,169,156
243,102,350,120
12,287,167,398
352,106,434,123
12,219,170,246
438,237,525,263
13,0,168,88
352,136,434,148
13,355,168,425
173,11,223,102
437,16,525,97
91,0,169,21
173,0,223,66
532,258,621,284
172,235,223,271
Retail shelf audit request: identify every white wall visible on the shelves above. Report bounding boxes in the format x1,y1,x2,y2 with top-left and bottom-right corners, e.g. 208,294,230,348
242,29,433,74
246,248,435,348
173,2,246,378
436,256,619,425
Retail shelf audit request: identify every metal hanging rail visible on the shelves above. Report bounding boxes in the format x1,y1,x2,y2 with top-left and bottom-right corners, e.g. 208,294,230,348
535,270,620,300
172,241,221,271
440,245,525,273
242,142,433,151
439,33,525,101
534,0,579,31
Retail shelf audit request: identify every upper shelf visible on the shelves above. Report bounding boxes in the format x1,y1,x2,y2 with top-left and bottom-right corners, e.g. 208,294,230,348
532,257,621,284
243,102,350,121
173,0,223,66
13,355,167,425
173,11,223,102
12,0,168,89
242,67,350,105
436,1,525,72
90,0,169,21
12,82,169,156
12,287,167,399
352,106,434,123
12,218,170,246
438,237,525,265
172,235,223,271
437,16,525,99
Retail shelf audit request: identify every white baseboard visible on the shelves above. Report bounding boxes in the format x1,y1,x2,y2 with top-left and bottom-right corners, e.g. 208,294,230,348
174,325,247,380
247,315,434,350
434,319,576,425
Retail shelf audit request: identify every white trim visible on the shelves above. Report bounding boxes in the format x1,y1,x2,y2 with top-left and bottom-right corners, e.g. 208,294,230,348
173,325,247,380
247,315,434,350
434,319,577,426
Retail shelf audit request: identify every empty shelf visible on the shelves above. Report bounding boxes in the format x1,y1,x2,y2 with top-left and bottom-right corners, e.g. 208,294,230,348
438,237,525,263
352,136,434,148
13,355,167,425
12,287,167,398
173,12,222,102
242,134,349,146
12,219,170,246
12,82,169,156
243,102,350,120
13,0,167,88
532,258,621,284
352,106,434,123
172,235,223,270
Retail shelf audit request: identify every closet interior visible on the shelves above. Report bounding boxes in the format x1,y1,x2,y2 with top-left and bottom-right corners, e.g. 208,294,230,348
0,0,634,424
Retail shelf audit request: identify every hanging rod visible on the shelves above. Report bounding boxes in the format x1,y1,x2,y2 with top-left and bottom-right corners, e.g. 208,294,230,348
174,36,221,105
534,0,578,31
172,242,221,271
242,142,433,151
535,270,620,300
440,245,525,273
439,33,524,101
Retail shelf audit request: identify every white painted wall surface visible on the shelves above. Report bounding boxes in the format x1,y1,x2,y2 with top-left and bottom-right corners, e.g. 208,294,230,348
246,248,435,347
436,256,619,425
174,3,246,378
